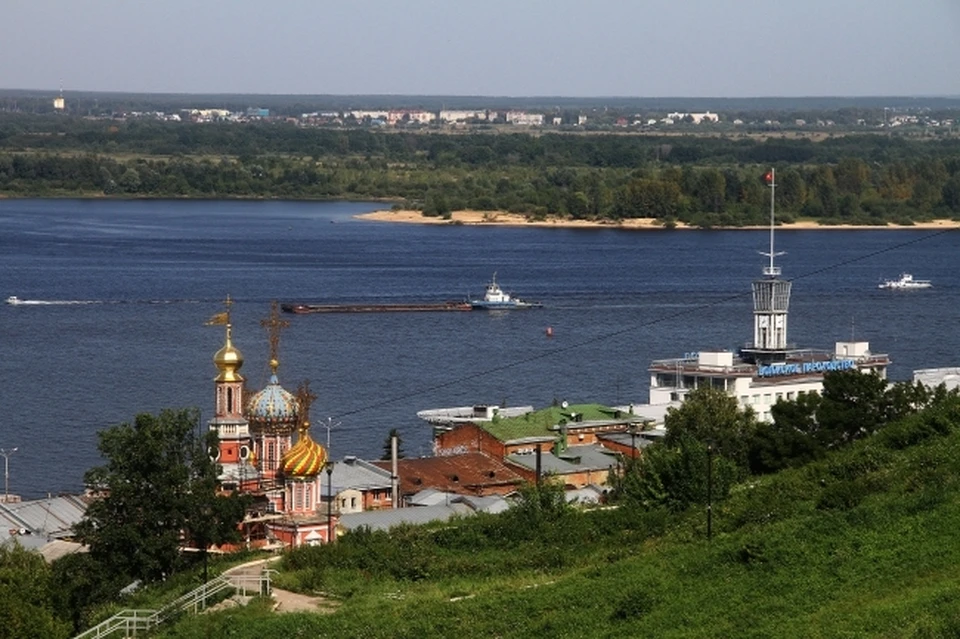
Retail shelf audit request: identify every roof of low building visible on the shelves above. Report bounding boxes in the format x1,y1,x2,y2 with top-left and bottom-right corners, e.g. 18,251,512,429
372,452,525,496
506,444,620,476
598,431,658,450
914,367,960,391
405,489,512,513
339,503,474,533
482,403,645,441
329,456,393,494
451,494,510,514
0,494,89,541
407,488,450,507
565,484,608,505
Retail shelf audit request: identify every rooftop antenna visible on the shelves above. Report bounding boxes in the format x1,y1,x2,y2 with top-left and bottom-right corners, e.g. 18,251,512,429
760,167,784,277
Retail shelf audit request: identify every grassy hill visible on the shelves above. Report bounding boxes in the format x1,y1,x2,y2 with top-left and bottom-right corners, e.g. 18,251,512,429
156,403,960,638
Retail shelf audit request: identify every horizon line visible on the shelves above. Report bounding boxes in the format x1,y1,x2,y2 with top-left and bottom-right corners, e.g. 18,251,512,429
1,87,960,101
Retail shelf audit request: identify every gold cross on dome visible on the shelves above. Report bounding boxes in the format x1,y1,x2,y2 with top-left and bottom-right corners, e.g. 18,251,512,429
260,300,289,372
295,379,317,434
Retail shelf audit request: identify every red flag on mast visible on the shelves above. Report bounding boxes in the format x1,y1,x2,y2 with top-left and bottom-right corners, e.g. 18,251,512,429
763,170,774,185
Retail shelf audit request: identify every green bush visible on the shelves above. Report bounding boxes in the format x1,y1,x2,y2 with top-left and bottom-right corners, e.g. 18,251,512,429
817,479,869,511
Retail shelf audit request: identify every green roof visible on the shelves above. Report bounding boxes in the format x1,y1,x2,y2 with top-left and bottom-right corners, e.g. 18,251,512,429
481,404,627,442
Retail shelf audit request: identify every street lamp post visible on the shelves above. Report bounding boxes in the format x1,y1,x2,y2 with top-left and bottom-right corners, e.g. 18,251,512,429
0,447,18,503
325,462,334,544
706,443,714,541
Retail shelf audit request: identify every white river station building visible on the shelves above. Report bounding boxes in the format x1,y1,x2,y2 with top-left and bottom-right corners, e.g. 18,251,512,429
647,171,890,422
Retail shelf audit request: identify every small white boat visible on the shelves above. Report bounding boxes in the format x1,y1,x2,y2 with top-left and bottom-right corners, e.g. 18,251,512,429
6,296,22,305
878,274,932,290
469,274,542,310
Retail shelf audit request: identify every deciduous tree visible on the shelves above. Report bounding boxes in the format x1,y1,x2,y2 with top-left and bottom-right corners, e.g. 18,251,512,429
816,370,891,445
75,408,247,584
663,386,758,467
0,544,70,639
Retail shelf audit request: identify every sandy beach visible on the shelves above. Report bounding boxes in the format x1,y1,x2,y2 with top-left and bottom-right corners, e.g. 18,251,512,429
357,209,960,231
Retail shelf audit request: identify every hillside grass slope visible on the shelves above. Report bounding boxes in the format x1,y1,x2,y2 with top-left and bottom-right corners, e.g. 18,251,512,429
157,404,960,638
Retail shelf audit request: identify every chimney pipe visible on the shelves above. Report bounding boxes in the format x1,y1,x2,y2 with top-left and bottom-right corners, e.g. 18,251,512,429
535,445,542,486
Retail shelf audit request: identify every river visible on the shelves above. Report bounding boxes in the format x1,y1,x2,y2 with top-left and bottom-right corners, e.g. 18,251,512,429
0,198,956,498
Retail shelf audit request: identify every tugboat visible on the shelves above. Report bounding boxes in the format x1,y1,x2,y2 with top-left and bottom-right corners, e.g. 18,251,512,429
878,274,932,290
469,273,542,310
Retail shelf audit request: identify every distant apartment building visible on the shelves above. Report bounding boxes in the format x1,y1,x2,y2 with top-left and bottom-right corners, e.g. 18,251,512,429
439,109,488,123
505,111,544,126
667,111,719,124
348,110,390,122
387,109,437,125
185,108,231,122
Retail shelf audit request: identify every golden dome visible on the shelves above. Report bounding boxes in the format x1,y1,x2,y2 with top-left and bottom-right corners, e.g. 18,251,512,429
214,324,245,382
280,420,327,477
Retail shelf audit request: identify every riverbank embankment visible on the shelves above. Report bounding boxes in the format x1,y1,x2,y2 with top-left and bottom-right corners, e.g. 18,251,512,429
357,209,960,230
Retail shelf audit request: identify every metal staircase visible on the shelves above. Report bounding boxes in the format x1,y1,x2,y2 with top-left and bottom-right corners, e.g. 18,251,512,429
72,570,271,638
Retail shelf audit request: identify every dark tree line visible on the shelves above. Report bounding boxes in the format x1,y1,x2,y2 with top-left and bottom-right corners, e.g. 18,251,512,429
612,371,960,512
3,116,960,226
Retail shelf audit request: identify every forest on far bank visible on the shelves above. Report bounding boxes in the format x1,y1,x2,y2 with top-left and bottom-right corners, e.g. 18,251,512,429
2,115,960,227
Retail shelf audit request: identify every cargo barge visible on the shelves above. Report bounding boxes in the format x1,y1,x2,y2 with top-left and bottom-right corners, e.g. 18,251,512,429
281,302,473,314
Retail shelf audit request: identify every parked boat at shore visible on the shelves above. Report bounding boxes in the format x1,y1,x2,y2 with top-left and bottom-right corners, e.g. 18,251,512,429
878,274,932,290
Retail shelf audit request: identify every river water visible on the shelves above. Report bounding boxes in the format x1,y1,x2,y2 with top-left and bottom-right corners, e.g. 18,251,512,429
0,199,956,498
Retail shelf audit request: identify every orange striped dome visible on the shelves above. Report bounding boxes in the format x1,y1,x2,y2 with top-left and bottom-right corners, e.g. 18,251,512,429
279,421,327,477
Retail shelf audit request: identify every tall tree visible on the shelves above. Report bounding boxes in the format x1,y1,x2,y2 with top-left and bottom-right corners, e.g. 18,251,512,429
776,167,807,212
942,175,960,213
75,408,247,583
664,386,758,467
815,370,891,446
748,392,825,474
613,433,738,512
50,553,127,633
381,427,405,461
835,157,870,196
695,168,726,213
0,544,70,639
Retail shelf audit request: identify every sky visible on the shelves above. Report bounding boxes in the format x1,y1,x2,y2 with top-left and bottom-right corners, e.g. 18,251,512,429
2,0,960,97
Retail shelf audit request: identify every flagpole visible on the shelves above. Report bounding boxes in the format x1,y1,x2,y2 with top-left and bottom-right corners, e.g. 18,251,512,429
768,167,776,274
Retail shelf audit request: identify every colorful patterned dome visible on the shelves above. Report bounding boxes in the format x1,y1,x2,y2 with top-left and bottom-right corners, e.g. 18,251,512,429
279,420,327,477
214,324,244,383
246,373,299,433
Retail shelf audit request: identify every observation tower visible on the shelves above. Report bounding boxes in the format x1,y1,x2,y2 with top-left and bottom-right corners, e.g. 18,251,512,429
741,168,793,365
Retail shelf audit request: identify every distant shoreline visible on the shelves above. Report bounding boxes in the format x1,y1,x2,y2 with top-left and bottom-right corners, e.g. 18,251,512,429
356,209,960,230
